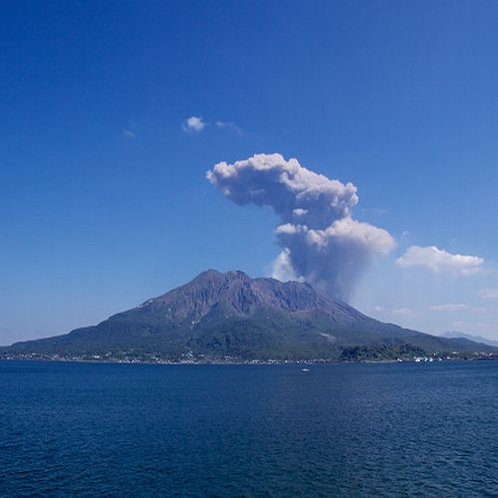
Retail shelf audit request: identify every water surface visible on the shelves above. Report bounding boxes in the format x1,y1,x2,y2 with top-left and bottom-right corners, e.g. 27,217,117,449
1,361,497,496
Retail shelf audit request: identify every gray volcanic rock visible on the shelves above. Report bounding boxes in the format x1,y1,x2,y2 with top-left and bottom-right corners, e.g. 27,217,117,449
3,270,495,361
128,269,366,324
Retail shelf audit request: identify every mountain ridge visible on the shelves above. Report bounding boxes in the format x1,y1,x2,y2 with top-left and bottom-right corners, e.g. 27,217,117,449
2,270,496,362
442,330,498,348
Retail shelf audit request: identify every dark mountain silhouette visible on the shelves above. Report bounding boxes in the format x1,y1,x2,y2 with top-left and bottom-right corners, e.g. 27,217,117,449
3,270,495,362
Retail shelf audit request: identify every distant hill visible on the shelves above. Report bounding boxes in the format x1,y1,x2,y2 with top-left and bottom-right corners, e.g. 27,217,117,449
2,270,496,362
442,331,498,348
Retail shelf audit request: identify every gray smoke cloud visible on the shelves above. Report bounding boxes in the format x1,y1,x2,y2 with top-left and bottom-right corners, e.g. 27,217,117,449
207,153,395,301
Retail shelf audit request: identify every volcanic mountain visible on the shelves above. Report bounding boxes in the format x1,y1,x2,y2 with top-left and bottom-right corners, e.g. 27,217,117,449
3,270,494,361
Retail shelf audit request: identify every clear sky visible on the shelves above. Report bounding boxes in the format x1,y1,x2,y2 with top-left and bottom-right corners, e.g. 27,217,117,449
1,0,497,345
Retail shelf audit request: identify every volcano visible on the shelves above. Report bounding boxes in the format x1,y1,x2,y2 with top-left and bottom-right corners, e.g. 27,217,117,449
3,270,494,362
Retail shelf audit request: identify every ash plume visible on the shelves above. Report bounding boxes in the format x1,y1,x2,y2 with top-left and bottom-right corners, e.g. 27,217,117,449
207,153,395,301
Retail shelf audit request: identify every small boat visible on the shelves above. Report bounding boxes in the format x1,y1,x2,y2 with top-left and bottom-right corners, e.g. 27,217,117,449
302,367,310,372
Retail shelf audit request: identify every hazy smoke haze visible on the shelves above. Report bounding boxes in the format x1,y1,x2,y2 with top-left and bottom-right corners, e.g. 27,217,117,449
207,153,395,301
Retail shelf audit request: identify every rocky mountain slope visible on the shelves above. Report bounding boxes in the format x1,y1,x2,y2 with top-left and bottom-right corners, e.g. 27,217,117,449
3,270,494,361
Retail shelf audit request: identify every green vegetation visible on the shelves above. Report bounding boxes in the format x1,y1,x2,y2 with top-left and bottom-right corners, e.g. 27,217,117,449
339,344,426,362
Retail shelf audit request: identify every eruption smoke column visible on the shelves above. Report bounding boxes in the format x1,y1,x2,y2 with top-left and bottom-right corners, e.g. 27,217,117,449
207,153,395,301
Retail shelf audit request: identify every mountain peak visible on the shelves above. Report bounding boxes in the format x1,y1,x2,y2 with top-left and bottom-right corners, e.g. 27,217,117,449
193,268,251,284
136,269,368,324
3,269,495,362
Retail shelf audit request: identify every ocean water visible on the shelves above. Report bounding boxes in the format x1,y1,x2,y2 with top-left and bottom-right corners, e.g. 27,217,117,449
1,361,497,497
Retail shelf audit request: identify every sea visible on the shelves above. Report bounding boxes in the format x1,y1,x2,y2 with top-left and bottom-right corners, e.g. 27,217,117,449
1,360,497,497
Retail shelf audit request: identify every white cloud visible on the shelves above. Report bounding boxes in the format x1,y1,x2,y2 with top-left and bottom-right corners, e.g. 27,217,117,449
182,116,241,134
271,248,302,282
372,305,422,322
215,121,242,134
479,288,498,300
391,307,419,318
207,153,395,301
430,304,470,312
183,116,206,133
395,245,484,275
123,129,136,139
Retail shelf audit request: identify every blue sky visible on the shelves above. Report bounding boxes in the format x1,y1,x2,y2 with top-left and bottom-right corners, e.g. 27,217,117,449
1,0,497,345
